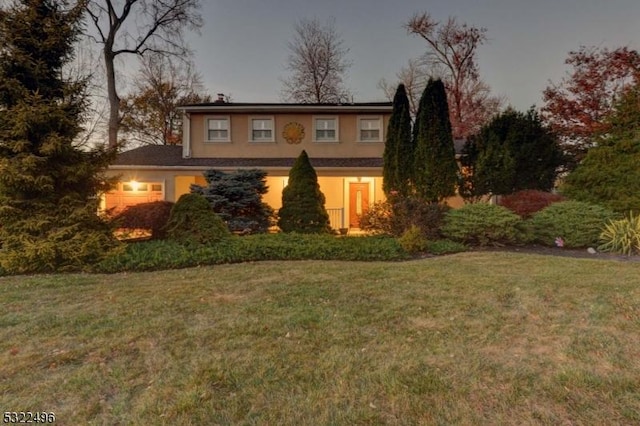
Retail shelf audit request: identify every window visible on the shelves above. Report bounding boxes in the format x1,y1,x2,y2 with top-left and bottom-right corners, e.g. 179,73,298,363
358,117,382,142
250,118,274,142
206,117,230,142
314,117,338,142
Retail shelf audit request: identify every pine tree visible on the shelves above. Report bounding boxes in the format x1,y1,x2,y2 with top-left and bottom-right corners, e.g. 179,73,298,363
383,84,413,197
192,169,274,234
278,150,331,233
412,78,458,203
0,0,118,273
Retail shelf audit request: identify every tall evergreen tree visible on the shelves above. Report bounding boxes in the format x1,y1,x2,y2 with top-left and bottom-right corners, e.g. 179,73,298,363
0,0,118,273
278,150,331,233
383,84,413,197
463,108,563,198
412,78,458,203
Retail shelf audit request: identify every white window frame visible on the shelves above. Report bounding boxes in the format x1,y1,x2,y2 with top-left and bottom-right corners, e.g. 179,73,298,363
313,116,339,142
249,116,275,142
357,116,383,142
205,116,231,142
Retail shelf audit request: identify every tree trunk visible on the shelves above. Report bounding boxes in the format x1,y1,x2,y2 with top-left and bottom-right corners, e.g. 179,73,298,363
105,49,119,149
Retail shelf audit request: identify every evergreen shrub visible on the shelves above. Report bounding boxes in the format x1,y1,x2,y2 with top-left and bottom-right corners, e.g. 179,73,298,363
398,225,428,254
527,201,618,248
278,151,331,233
164,193,231,244
442,203,522,246
96,234,409,273
192,169,274,233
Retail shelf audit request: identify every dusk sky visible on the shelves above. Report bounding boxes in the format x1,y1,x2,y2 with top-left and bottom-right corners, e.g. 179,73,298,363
185,1,640,111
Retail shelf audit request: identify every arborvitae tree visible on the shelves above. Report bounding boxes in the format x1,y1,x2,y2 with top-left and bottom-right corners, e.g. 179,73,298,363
463,108,563,197
191,169,274,234
562,87,640,213
383,84,413,197
278,150,331,233
0,0,118,273
412,78,458,203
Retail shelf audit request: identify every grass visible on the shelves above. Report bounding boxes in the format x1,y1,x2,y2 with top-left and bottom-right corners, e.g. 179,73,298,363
1,252,639,424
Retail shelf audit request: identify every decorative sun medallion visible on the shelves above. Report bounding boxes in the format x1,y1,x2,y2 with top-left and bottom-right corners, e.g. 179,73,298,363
282,122,305,144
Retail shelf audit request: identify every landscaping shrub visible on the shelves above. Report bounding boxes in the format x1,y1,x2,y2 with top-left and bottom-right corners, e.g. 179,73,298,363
392,198,450,239
442,203,522,246
426,239,467,255
278,150,331,234
192,169,275,233
96,233,409,273
110,201,174,239
527,201,618,248
359,201,393,235
598,212,640,255
499,190,565,218
398,225,428,254
164,193,231,244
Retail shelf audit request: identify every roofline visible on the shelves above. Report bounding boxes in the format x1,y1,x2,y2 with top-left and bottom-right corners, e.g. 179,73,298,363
178,103,393,114
108,165,383,173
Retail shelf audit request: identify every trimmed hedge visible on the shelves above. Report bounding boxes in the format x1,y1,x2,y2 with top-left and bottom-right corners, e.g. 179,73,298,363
96,234,409,273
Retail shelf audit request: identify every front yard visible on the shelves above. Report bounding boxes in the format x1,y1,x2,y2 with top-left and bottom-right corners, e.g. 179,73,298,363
1,253,639,424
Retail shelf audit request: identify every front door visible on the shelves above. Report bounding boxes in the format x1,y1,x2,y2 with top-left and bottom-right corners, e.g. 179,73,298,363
349,182,369,228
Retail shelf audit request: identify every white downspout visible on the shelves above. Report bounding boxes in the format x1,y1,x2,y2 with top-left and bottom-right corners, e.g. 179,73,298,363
182,111,191,158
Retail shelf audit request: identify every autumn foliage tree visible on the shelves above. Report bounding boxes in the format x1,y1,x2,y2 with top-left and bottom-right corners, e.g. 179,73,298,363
542,45,640,168
120,54,211,147
404,12,502,138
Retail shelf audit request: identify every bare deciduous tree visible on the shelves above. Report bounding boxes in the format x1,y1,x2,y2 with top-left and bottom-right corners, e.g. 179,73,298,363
84,0,202,148
281,17,352,103
120,53,211,147
404,12,502,138
378,58,426,116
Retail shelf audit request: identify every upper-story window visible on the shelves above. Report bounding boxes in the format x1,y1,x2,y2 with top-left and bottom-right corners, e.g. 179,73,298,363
358,116,383,142
250,117,275,142
314,117,339,142
206,117,230,142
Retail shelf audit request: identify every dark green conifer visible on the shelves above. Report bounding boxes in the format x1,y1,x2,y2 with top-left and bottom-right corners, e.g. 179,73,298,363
412,78,458,203
278,150,331,233
0,0,118,273
383,84,413,197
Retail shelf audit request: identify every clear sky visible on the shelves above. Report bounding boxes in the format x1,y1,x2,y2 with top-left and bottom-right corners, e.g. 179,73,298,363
185,0,640,110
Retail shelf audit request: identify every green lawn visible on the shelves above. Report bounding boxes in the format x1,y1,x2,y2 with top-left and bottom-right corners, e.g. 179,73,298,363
1,253,639,425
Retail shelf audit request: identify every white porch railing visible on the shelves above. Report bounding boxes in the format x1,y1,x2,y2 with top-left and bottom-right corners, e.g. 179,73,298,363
326,208,345,230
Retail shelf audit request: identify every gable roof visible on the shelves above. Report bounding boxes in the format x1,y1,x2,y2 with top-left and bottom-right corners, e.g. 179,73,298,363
112,145,384,168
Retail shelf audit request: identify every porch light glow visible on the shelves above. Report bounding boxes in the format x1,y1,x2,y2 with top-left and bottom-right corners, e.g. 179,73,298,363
129,180,140,191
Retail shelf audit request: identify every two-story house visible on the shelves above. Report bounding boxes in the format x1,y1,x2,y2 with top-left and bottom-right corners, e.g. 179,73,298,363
105,98,394,230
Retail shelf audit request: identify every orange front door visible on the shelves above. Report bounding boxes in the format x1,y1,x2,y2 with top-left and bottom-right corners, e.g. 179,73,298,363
349,182,369,228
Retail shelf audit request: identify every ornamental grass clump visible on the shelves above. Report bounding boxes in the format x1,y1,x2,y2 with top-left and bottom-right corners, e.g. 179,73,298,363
598,212,640,256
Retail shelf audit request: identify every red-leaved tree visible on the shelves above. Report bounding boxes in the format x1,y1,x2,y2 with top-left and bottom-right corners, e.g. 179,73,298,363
542,46,640,168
